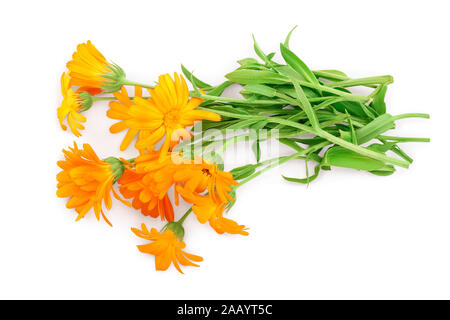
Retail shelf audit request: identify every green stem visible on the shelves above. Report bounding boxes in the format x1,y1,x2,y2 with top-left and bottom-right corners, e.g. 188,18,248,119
237,141,329,187
122,79,154,89
378,135,430,143
199,107,410,168
323,75,394,88
177,208,192,225
392,113,430,121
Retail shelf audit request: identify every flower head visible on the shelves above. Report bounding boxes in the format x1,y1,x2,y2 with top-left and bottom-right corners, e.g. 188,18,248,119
57,73,100,137
56,142,129,226
107,73,221,154
131,224,203,273
177,187,248,236
118,151,176,221
174,159,238,205
66,41,125,92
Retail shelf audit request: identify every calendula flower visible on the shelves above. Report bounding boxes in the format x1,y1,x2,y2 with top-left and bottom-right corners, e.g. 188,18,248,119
118,151,177,221
67,41,125,92
107,73,221,154
131,223,203,273
174,160,238,205
57,72,100,137
118,169,175,221
56,142,130,226
177,187,248,236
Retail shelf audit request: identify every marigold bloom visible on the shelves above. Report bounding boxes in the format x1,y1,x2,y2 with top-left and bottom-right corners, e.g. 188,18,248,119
132,224,203,273
107,73,221,154
174,160,238,205
56,142,129,226
118,169,174,221
118,151,177,221
66,41,125,92
177,187,249,236
58,73,89,137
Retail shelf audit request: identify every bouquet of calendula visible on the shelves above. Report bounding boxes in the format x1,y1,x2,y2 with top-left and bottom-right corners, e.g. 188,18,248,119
57,29,429,273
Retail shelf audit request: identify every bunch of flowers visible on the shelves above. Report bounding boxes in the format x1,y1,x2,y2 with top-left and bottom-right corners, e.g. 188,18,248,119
57,31,429,273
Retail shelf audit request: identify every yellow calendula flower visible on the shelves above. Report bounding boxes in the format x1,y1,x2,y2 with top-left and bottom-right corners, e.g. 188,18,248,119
107,73,221,154
56,142,130,226
132,223,203,273
57,72,100,137
66,41,125,92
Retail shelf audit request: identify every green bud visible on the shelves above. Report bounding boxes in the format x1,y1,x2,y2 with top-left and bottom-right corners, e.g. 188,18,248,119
165,222,185,241
78,91,94,111
103,157,126,182
101,63,126,93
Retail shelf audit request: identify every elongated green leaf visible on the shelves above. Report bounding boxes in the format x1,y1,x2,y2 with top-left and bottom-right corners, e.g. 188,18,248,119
181,65,212,89
372,84,388,114
252,35,271,65
241,84,277,98
355,114,395,144
225,69,289,84
282,164,320,184
322,146,387,171
279,43,320,87
370,165,396,176
275,65,305,81
283,25,298,48
237,58,260,66
227,119,260,130
206,81,232,97
252,140,261,162
313,70,348,81
230,164,257,180
289,75,320,129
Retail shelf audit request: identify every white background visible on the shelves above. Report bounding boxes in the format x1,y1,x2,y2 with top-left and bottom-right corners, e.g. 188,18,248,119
0,0,449,299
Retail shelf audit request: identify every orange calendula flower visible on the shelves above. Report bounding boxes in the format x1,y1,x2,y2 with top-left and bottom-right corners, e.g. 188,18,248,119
174,160,238,205
132,224,203,273
118,151,176,221
66,41,125,92
56,142,130,226
118,169,175,221
177,187,249,236
107,73,221,154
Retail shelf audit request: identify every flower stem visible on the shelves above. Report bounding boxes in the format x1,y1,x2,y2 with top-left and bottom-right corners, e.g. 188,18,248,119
177,208,192,225
122,79,154,89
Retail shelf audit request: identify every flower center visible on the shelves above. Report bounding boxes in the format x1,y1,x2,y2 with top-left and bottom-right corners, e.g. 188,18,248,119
202,168,212,177
164,110,180,129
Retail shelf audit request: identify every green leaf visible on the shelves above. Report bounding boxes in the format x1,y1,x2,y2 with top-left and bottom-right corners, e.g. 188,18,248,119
371,84,388,115
355,114,395,144
206,81,232,97
241,84,277,98
252,35,272,65
252,140,261,162
225,70,289,85
237,58,260,66
282,164,320,184
289,75,320,129
313,70,348,81
230,164,257,180
275,65,305,81
283,25,298,48
227,119,260,130
370,165,396,176
267,52,275,60
279,43,320,87
332,100,369,118
180,65,212,89
322,146,387,171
